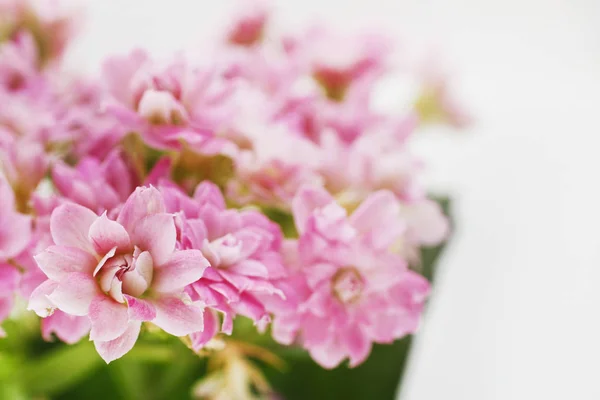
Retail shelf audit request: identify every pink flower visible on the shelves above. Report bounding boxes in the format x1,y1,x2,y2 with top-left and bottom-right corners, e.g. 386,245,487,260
0,0,78,66
413,55,471,128
161,181,287,350
304,28,390,102
225,0,270,47
52,78,123,160
0,173,32,260
29,186,209,363
0,173,31,335
52,151,136,214
0,138,49,209
102,50,235,154
225,123,323,209
0,32,40,92
269,186,429,368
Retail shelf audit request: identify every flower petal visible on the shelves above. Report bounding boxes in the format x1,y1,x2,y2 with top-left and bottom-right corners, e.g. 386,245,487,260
95,320,141,363
124,295,156,321
189,309,219,351
117,186,166,232
88,213,131,255
152,295,204,336
404,199,450,246
309,338,347,369
292,185,333,234
89,294,129,342
50,203,97,253
46,272,99,316
0,264,20,293
34,246,97,282
131,214,176,266
28,280,58,317
227,260,269,278
0,212,31,260
349,190,403,247
41,311,91,344
153,250,209,293
343,324,371,368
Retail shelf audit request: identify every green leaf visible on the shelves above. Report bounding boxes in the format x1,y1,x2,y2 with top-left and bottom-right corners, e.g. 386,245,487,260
19,340,102,396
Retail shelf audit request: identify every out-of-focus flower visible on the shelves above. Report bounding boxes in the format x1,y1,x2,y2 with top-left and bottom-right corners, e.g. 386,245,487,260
0,0,79,66
0,173,31,335
160,181,286,350
304,28,390,102
413,57,471,128
102,50,236,155
52,151,136,214
29,186,209,362
269,186,429,368
225,0,270,47
0,173,32,260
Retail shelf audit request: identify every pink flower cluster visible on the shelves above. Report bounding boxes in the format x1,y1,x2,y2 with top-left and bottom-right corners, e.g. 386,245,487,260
0,1,464,368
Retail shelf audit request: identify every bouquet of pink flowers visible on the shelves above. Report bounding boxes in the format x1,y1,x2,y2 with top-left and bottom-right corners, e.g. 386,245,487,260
0,1,467,398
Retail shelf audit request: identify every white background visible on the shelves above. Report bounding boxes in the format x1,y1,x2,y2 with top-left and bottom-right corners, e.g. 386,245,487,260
70,1,600,399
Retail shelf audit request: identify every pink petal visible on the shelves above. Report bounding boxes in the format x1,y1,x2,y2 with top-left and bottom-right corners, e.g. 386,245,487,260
28,280,59,317
95,320,141,363
0,212,31,260
151,295,204,336
308,338,347,369
131,214,176,266
343,324,371,367
0,174,16,211
219,270,284,298
89,294,129,342
46,272,99,316
232,293,269,327
189,309,219,351
404,199,450,246
42,311,91,344
193,181,226,209
349,190,403,247
102,151,135,201
153,250,209,293
227,260,269,278
117,186,166,232
181,219,208,249
34,246,97,282
88,213,131,255
93,247,117,276
50,203,97,253
0,264,19,292
144,156,172,187
302,314,331,347
292,185,333,234
271,314,300,345
125,295,156,321
206,281,240,303
234,229,263,259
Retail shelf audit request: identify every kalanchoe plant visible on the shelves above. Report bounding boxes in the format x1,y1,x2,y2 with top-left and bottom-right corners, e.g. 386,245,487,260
0,0,468,399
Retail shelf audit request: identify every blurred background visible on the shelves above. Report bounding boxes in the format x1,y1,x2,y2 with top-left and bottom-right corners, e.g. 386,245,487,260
66,0,600,399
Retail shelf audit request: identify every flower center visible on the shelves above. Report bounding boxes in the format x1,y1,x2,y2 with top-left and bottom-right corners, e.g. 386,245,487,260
95,249,153,303
332,267,364,304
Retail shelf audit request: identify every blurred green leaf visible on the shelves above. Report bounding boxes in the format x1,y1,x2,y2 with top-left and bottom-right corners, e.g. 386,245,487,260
19,340,102,397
